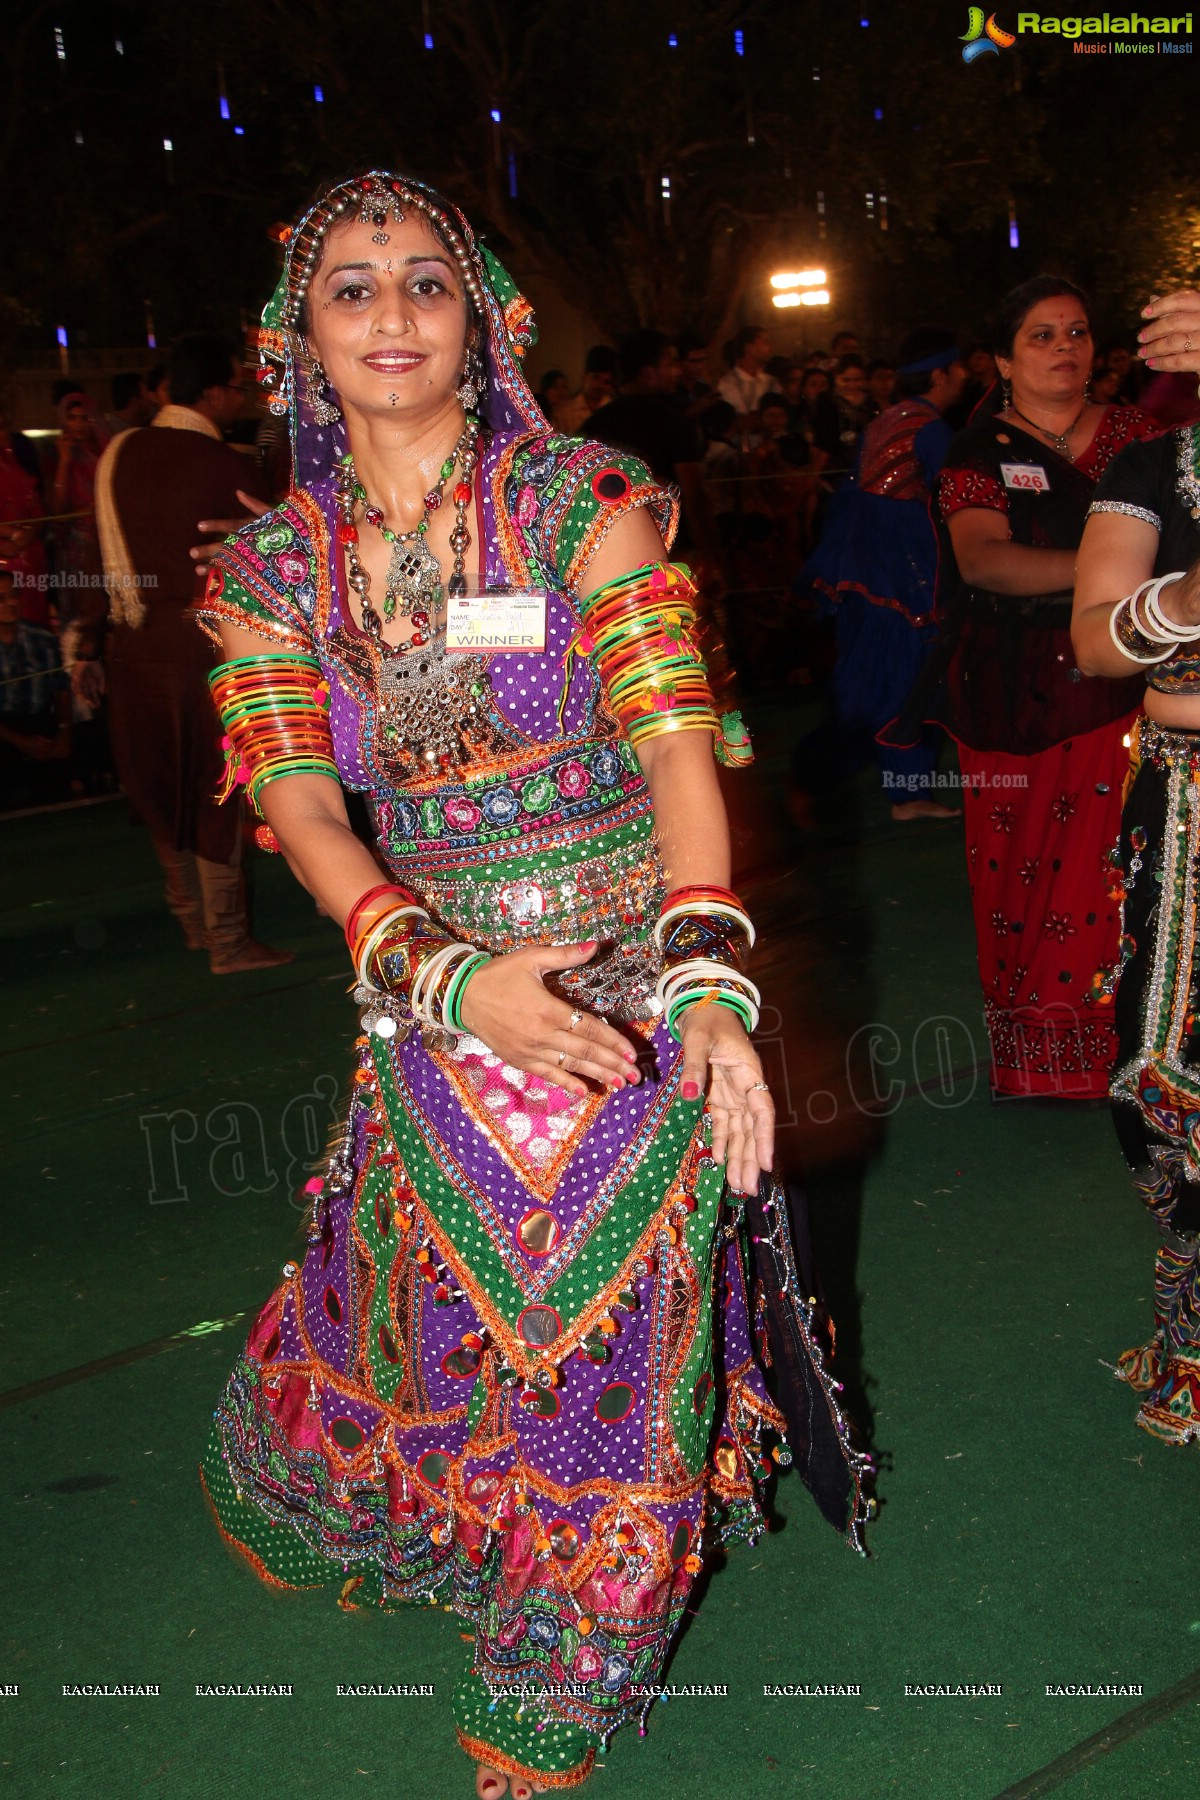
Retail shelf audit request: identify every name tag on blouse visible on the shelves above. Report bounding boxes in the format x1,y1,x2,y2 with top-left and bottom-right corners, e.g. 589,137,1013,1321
445,586,548,654
1000,462,1051,492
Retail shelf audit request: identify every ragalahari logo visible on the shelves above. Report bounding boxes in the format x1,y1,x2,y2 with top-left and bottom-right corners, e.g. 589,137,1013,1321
961,7,1017,58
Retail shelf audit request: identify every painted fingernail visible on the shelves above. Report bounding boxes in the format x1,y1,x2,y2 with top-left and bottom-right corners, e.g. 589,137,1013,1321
623,1048,638,1062
682,1080,700,1100
609,1075,626,1089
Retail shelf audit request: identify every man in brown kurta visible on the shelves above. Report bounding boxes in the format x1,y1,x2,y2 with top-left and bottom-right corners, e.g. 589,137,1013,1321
91,334,292,973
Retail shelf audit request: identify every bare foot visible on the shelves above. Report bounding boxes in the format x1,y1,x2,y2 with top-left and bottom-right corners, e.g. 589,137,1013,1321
475,1768,548,1798
890,799,962,822
209,938,295,974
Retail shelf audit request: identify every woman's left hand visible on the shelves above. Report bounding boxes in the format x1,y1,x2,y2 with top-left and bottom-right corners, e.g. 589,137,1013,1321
1138,289,1200,372
678,1003,774,1195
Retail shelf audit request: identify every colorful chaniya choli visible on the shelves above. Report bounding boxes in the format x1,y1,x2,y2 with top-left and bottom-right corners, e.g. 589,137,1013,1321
198,430,861,1785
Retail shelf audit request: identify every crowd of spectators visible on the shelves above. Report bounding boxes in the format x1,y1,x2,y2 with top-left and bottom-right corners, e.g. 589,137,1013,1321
0,363,272,812
0,310,1185,815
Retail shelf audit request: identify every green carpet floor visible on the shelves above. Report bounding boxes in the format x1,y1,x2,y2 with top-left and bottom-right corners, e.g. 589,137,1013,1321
3,706,1199,1798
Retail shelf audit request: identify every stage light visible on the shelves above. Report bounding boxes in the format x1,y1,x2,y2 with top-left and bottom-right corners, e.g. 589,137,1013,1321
770,269,826,290
772,293,803,309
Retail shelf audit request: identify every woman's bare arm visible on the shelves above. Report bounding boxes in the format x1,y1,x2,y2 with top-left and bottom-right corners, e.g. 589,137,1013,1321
1071,512,1160,678
948,507,1077,596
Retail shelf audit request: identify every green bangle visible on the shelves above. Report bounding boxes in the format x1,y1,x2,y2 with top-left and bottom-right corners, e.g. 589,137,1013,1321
446,951,491,1033
666,988,755,1042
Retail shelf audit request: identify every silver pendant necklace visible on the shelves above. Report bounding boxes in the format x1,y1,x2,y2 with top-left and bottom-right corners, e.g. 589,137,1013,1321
1009,401,1087,463
332,413,480,642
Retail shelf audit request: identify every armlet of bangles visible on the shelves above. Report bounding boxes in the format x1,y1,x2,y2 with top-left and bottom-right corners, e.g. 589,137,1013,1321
653,884,760,1042
1108,573,1196,665
346,883,491,1035
209,653,340,817
574,562,753,767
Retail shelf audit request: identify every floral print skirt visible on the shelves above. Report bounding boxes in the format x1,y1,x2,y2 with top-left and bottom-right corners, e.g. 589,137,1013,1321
958,713,1136,1099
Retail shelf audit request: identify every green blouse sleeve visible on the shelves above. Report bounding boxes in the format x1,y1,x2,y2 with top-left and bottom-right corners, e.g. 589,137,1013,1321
508,436,679,597
194,506,318,653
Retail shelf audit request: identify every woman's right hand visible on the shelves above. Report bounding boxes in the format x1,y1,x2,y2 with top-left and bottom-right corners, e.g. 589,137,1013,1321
456,941,642,1099
1159,556,1200,631
1139,290,1200,373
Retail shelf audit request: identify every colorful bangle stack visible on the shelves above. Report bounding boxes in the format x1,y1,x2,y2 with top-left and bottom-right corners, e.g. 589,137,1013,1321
1109,574,1194,665
345,883,490,1035
576,562,720,750
209,653,339,816
652,883,761,1041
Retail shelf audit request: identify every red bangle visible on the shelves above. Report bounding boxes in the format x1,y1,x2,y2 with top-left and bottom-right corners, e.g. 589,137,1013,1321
344,882,420,953
661,884,742,912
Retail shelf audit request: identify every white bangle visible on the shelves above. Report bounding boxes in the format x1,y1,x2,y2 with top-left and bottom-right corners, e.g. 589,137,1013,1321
409,941,472,1028
656,958,762,1031
354,904,427,987
1129,579,1176,643
653,900,756,952
1143,572,1200,642
1109,594,1174,664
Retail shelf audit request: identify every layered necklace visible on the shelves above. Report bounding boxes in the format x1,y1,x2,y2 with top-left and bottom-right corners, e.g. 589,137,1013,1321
333,413,480,642
1008,400,1088,464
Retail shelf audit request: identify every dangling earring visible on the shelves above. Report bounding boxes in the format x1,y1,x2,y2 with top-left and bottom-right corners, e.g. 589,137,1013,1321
456,347,484,411
260,352,291,418
306,357,341,426
1084,375,1094,403
1001,377,1012,411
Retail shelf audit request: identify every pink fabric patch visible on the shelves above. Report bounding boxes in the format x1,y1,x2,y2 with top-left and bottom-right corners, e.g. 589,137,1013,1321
454,1044,583,1171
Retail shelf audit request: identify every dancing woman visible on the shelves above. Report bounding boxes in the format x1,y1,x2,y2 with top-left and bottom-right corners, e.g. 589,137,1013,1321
197,172,865,1795
1073,286,1200,1442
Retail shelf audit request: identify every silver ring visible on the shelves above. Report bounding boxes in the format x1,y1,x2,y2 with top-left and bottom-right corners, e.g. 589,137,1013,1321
1186,336,1195,353
567,1009,584,1032
557,1049,568,1066
747,1082,770,1093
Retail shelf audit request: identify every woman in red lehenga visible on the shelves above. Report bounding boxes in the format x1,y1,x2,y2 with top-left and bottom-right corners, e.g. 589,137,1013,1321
932,277,1158,1098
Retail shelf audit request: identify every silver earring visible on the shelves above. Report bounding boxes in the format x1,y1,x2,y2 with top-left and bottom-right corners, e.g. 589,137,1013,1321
264,362,290,418
456,348,484,411
1001,377,1012,410
307,357,341,426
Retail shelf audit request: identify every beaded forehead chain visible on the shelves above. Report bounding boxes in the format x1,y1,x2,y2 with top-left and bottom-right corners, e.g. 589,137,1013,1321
278,172,486,330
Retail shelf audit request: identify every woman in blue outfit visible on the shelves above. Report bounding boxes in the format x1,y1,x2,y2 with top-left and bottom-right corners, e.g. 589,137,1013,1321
795,328,966,820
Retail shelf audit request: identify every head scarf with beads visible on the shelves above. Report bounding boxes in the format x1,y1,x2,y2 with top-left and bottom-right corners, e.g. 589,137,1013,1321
256,170,544,489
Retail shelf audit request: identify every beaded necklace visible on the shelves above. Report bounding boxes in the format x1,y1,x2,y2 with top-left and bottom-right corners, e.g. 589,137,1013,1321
333,413,479,642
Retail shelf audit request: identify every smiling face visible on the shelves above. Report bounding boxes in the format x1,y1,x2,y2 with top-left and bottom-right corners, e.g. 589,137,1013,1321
834,365,866,406
998,296,1093,411
304,211,472,424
